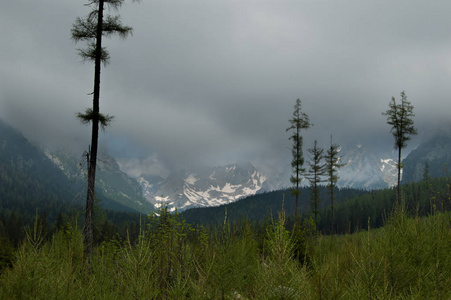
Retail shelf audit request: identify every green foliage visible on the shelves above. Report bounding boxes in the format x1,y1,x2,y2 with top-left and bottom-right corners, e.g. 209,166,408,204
0,235,14,273
311,210,451,299
287,98,312,217
0,223,85,299
258,210,314,299
324,136,344,192
306,140,326,222
291,218,317,265
382,91,417,151
324,135,345,234
0,205,449,299
71,0,133,65
76,108,114,129
382,91,418,204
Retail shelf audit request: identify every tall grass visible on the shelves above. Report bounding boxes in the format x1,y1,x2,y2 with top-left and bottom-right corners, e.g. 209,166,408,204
0,208,449,299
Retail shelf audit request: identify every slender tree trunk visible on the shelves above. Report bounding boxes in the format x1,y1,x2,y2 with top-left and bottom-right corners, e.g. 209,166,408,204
397,147,401,206
313,181,317,222
295,168,299,219
330,186,334,235
83,0,104,259
295,131,300,220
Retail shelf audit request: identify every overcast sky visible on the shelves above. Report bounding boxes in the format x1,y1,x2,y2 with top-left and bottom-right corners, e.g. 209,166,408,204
1,1,451,177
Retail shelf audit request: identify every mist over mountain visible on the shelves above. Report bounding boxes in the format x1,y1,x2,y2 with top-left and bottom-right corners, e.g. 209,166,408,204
402,130,451,183
0,120,77,206
0,119,153,214
115,140,401,212
138,162,266,212
45,150,154,214
3,116,451,214
338,143,398,189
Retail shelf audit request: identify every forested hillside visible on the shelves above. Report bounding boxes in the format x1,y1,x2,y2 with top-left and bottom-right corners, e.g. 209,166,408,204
182,177,450,234
0,120,81,226
181,187,367,225
0,119,150,212
0,120,148,247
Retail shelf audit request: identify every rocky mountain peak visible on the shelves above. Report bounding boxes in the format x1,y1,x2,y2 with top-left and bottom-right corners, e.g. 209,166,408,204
138,162,267,211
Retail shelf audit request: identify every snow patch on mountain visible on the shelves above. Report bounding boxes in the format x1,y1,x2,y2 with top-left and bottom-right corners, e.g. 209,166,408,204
184,173,198,185
337,144,398,189
138,163,267,211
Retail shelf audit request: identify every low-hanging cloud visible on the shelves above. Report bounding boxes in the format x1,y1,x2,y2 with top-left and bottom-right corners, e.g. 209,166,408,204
1,0,451,177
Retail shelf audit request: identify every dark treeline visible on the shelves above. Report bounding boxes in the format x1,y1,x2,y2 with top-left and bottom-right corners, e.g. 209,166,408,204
0,201,144,271
0,201,144,246
182,176,451,234
320,176,450,234
181,187,367,226
2,176,449,253
1,173,450,274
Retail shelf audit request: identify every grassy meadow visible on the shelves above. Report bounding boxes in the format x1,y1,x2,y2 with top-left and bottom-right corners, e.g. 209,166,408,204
0,207,449,299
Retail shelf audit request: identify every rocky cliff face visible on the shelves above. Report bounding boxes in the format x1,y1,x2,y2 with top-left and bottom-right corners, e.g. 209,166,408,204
138,162,266,211
338,143,398,189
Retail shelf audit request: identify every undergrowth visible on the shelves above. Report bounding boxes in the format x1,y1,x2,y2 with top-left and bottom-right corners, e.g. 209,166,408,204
0,208,449,299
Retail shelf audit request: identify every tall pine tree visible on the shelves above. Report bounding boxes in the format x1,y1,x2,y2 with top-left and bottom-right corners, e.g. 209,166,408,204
71,0,135,258
324,136,345,234
382,91,417,205
286,99,311,219
306,140,326,223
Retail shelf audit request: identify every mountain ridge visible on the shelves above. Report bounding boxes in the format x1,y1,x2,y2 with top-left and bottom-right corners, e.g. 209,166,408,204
138,162,267,212
45,149,154,214
3,117,451,215
0,118,153,214
402,131,451,183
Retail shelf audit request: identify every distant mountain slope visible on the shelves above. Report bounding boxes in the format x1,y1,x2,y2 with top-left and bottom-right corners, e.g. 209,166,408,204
0,119,152,215
138,162,266,212
181,177,449,235
0,120,81,220
254,142,399,193
402,132,451,183
338,143,398,189
45,149,155,214
129,141,401,212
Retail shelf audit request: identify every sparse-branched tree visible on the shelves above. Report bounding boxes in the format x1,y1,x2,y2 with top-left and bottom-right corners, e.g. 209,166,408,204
71,0,135,259
382,91,417,205
324,135,345,234
306,140,326,223
286,99,312,219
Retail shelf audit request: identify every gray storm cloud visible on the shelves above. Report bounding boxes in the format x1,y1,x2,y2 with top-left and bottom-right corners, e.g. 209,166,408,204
1,1,451,176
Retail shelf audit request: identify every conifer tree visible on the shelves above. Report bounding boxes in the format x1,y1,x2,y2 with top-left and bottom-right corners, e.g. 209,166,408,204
382,91,417,204
286,99,311,219
324,135,345,234
71,0,135,258
306,140,326,223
